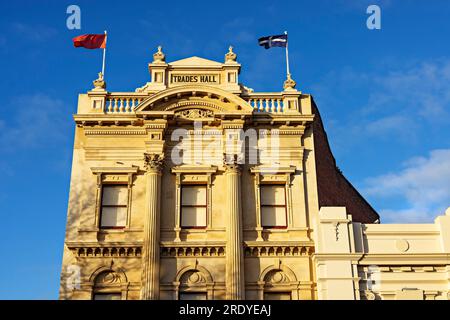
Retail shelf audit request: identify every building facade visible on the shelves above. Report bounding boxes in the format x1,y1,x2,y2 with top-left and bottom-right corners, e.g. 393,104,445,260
59,46,450,300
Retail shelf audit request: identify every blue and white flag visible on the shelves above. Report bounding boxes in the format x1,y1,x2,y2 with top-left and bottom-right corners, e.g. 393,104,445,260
258,34,288,49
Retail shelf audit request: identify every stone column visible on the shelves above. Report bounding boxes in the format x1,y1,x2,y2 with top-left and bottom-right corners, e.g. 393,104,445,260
224,157,245,300
141,153,164,300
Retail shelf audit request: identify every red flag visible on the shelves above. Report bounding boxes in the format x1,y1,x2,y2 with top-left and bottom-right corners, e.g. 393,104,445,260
73,34,106,49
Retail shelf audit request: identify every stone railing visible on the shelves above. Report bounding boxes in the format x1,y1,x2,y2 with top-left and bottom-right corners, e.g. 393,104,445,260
103,92,290,114
242,93,285,113
105,93,147,114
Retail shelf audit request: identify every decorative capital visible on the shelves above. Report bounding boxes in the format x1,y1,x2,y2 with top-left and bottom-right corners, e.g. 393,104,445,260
223,153,242,173
93,72,106,89
283,73,297,91
144,153,164,172
225,45,237,63
153,45,166,63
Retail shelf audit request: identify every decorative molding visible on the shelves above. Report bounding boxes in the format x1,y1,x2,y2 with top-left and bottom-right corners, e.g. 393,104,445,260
144,153,164,173
174,108,214,120
171,165,218,175
144,123,167,129
264,270,290,284
180,270,207,285
222,123,244,129
360,265,443,273
364,290,377,300
167,100,224,112
84,129,147,136
250,166,296,175
223,154,243,173
91,167,139,175
68,245,142,258
95,271,122,285
160,245,225,257
244,243,314,257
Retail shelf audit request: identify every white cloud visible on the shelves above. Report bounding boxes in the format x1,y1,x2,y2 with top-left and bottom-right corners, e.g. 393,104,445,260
364,114,418,138
364,149,450,223
365,61,450,122
311,59,450,154
11,22,57,42
0,94,71,152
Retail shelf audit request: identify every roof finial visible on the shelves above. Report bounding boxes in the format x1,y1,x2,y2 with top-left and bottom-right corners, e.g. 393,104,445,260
225,45,237,63
283,73,297,91
153,45,165,63
93,71,106,90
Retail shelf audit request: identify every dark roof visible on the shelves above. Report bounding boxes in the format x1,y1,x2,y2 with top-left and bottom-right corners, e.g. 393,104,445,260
311,96,380,223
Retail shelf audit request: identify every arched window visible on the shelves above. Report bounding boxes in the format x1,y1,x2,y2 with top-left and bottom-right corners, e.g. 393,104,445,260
259,265,299,300
92,270,124,300
263,270,292,300
175,265,214,300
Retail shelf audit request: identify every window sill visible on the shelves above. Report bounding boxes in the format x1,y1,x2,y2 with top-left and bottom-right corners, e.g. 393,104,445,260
78,227,143,233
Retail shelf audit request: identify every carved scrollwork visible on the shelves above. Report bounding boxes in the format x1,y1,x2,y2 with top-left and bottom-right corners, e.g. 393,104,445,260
223,153,243,172
180,270,206,285
264,270,290,284
364,290,376,300
174,108,214,119
95,271,122,285
144,153,164,173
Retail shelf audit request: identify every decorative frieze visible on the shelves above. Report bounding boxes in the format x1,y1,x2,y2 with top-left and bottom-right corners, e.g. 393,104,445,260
160,245,225,257
84,129,147,136
244,244,314,257
69,245,142,258
174,108,214,120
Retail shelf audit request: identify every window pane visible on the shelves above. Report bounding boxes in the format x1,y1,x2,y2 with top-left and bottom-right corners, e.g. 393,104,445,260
264,292,291,300
101,207,127,227
261,206,287,227
179,292,207,300
182,186,206,206
102,186,128,206
93,293,122,300
261,185,285,205
181,207,207,227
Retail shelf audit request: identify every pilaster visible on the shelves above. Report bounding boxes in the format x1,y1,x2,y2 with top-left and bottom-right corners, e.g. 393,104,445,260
141,153,164,300
224,157,245,299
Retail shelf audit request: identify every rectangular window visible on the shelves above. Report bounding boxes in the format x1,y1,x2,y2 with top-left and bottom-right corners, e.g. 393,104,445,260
179,292,207,300
181,185,207,228
100,185,128,229
93,293,122,300
264,292,291,300
260,185,287,228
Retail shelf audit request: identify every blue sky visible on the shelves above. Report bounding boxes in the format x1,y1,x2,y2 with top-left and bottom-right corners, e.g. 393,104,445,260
0,0,449,299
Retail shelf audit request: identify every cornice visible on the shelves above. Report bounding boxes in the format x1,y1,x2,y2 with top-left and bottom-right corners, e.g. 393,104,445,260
90,167,139,174
84,129,147,136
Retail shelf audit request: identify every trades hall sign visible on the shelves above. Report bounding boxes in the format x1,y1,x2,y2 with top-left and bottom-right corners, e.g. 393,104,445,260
60,46,450,300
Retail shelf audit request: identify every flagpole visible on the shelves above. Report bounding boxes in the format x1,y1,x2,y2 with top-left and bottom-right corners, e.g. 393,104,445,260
284,31,290,77
102,30,107,77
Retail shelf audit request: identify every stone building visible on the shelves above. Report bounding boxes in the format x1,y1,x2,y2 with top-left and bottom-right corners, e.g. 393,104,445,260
59,46,450,300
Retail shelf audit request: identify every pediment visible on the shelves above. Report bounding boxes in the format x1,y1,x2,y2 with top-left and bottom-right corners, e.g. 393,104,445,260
169,56,223,68
135,85,254,116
